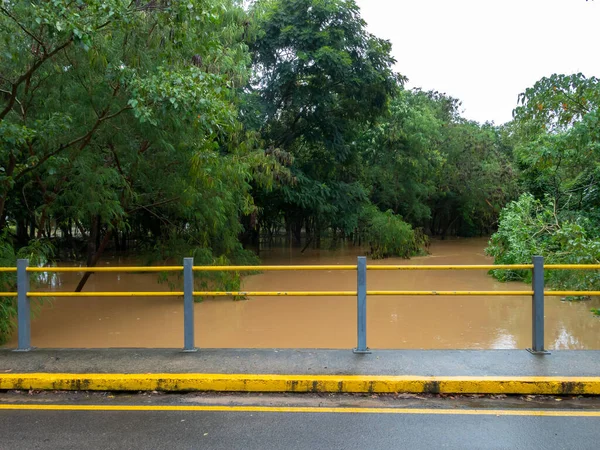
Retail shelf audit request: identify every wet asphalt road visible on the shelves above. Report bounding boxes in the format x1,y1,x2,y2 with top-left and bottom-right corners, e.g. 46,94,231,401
1,393,599,449
2,408,600,449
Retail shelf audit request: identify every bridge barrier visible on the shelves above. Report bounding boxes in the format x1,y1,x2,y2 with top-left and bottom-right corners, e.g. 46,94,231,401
1,257,599,353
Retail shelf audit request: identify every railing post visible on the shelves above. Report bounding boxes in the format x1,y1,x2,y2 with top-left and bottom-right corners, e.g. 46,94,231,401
16,259,32,352
527,255,550,355
183,257,197,352
353,256,370,354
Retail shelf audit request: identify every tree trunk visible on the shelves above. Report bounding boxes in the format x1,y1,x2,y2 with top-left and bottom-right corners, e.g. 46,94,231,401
315,221,321,249
292,220,302,247
16,218,28,246
86,216,100,266
0,153,16,232
441,216,459,240
114,232,121,252
75,228,113,292
285,219,292,246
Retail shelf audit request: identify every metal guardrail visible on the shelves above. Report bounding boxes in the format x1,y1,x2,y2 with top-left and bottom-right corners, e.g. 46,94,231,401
1,256,599,354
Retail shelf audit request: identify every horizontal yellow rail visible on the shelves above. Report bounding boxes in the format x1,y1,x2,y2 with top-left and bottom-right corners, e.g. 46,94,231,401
368,264,534,271
545,291,600,296
192,264,534,271
27,292,183,297
545,265,600,270
0,292,17,297
367,291,533,296
27,266,183,273
13,264,600,273
192,291,533,297
193,291,357,297
20,290,600,298
193,265,356,271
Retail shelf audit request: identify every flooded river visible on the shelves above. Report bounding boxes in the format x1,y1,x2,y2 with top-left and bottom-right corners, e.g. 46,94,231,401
6,238,600,349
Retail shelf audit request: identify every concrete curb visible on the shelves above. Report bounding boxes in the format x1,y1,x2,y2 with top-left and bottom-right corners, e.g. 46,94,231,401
2,374,600,395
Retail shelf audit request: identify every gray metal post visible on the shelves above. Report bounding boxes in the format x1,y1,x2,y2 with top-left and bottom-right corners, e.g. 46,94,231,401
16,259,31,351
527,256,550,355
183,257,197,352
353,256,370,354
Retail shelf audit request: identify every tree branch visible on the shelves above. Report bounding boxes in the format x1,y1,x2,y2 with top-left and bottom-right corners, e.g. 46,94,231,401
99,105,132,122
15,103,132,181
126,197,181,214
0,6,47,53
0,88,24,116
0,37,73,120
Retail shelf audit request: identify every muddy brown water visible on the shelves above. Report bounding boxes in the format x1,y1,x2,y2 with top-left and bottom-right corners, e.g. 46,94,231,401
5,238,600,349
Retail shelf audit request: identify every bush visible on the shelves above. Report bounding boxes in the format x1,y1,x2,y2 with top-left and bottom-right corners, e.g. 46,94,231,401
361,206,426,259
486,194,600,299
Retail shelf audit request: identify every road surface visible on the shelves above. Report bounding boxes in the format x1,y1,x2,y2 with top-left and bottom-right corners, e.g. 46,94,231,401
1,392,599,449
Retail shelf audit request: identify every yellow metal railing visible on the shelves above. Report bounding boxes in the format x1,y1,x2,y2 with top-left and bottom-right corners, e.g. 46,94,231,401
18,290,600,297
545,264,600,270
1,263,599,298
198,290,535,296
367,264,534,270
545,291,600,296
10,263,600,273
2,258,600,353
26,266,183,272
28,291,184,297
194,265,357,271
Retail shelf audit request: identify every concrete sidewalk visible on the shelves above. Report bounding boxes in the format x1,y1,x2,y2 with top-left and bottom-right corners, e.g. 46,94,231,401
1,348,599,376
1,349,599,394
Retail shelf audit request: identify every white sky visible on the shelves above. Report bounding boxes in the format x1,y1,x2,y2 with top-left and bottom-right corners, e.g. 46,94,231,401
355,0,600,124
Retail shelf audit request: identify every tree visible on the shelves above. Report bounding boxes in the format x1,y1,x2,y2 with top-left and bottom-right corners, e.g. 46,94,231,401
248,0,399,245
0,0,268,261
361,89,445,225
0,0,278,339
362,88,517,238
511,74,600,214
488,73,600,312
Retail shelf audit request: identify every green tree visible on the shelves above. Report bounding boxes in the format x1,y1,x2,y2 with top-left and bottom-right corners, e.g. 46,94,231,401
248,0,399,246
488,73,600,312
361,88,517,239
511,74,600,215
361,89,444,225
0,0,279,338
0,0,269,262
429,119,517,238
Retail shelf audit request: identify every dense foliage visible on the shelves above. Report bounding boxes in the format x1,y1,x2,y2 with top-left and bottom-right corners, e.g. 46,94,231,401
0,0,268,342
487,74,600,311
361,206,426,259
0,0,524,342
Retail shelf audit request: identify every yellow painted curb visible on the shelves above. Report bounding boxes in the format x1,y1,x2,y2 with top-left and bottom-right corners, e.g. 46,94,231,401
2,374,600,395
